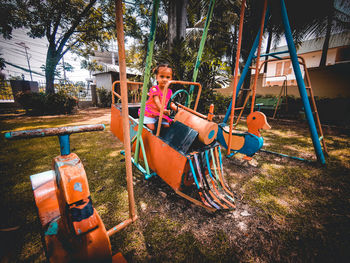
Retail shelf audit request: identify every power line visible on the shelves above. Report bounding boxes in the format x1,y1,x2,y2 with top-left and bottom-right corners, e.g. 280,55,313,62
16,42,33,81
4,61,45,76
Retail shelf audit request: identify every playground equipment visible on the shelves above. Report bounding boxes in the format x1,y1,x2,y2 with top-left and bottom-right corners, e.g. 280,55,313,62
258,75,289,119
214,0,270,159
218,111,271,160
111,80,235,212
5,124,133,262
3,1,138,261
110,0,235,212
219,0,327,164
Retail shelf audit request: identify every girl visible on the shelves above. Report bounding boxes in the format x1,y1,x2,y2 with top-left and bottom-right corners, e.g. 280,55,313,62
143,64,177,131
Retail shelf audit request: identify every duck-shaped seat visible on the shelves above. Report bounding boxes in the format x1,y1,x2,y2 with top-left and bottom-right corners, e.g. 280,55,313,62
217,111,271,160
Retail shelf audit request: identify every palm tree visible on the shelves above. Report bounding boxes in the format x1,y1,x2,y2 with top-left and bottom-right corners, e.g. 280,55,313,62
315,0,350,67
269,0,350,68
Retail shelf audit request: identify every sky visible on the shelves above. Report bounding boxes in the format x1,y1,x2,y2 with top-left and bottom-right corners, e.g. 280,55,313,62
0,28,91,83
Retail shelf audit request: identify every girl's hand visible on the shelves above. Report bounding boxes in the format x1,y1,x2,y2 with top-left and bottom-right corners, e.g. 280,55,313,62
164,109,171,116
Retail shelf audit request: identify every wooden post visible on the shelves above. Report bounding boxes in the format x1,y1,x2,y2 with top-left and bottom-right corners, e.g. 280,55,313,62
114,0,137,224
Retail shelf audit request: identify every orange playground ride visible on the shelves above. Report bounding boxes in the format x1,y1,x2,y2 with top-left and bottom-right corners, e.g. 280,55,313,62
111,80,236,212
5,125,131,262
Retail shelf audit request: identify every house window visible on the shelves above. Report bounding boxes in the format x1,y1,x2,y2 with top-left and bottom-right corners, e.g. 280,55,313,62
283,61,292,75
335,46,350,63
276,62,283,76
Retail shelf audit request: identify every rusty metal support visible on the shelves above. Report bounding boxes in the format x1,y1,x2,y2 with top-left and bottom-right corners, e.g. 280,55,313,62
250,0,267,113
112,0,137,228
227,0,245,155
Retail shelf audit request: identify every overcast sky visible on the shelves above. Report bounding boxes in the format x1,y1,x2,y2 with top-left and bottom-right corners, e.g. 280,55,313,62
0,28,91,83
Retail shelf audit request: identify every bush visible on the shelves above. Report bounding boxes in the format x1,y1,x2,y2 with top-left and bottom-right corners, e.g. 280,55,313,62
16,92,77,115
196,89,231,115
97,87,112,107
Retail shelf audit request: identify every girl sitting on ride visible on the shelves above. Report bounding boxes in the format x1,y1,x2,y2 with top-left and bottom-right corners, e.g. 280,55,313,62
143,64,177,131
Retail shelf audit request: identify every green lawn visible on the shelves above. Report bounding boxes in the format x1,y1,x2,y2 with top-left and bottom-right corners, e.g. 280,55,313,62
0,108,349,262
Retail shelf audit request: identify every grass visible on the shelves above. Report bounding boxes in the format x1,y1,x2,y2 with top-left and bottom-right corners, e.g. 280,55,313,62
1,108,350,262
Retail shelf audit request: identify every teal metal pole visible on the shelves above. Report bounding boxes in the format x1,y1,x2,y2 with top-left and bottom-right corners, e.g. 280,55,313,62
134,0,160,163
189,0,215,103
280,0,325,164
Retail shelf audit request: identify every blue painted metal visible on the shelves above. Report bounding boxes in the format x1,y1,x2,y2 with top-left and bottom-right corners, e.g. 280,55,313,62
280,0,325,164
260,149,312,162
161,121,198,154
218,146,223,171
226,151,238,158
216,125,228,150
255,50,289,58
120,150,155,179
59,134,71,155
205,150,216,182
208,130,215,139
45,220,59,236
167,89,190,108
270,55,283,59
188,158,200,190
223,8,270,123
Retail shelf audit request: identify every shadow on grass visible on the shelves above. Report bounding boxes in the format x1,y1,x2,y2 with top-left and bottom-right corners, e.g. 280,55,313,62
1,109,349,262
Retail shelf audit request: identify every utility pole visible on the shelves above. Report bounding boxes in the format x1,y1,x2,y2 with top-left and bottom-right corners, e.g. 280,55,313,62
62,55,67,83
111,40,116,65
16,42,33,81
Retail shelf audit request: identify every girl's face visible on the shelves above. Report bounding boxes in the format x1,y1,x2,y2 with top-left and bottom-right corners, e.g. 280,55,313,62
156,67,172,89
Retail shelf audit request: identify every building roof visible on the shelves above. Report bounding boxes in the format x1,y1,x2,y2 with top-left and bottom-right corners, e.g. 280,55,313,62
93,63,142,76
270,31,350,55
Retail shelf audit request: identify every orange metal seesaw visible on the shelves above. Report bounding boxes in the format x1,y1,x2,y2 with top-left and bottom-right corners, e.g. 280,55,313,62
5,123,135,262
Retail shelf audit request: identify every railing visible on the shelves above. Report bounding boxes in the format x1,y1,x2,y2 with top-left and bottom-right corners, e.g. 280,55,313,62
54,82,92,101
156,80,202,136
112,80,204,137
112,81,143,104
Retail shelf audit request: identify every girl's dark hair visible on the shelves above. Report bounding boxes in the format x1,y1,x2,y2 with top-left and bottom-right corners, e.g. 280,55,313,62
153,64,172,75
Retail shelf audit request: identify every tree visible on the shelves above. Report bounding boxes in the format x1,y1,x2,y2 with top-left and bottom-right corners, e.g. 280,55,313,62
269,0,350,68
81,59,104,78
312,0,350,67
1,0,116,93
167,0,188,52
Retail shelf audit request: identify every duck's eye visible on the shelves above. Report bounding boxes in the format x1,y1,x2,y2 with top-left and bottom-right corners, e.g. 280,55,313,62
253,117,256,120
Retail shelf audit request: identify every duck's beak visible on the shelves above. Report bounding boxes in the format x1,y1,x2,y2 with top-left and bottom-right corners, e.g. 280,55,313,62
262,122,271,130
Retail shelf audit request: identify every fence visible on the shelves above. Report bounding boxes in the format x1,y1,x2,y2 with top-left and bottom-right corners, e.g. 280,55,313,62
0,80,92,103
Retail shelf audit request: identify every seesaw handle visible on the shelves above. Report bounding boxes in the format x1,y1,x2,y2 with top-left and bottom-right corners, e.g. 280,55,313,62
5,124,105,140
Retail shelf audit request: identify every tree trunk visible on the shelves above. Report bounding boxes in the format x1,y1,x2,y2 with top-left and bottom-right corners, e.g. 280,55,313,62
231,25,238,75
167,0,188,52
319,13,333,68
264,28,272,73
45,45,60,94
176,0,187,40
